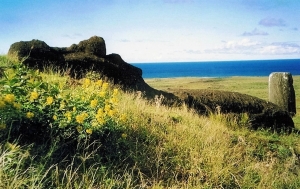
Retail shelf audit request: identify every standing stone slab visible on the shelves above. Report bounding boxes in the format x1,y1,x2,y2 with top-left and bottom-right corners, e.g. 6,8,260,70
269,72,296,116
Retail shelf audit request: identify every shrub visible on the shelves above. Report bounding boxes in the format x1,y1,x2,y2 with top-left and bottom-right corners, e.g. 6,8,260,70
0,64,128,160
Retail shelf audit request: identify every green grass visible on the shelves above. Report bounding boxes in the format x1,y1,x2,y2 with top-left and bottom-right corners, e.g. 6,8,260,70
1,55,300,188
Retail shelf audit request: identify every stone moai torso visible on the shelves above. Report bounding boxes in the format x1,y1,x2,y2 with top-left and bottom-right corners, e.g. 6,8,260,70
269,72,296,116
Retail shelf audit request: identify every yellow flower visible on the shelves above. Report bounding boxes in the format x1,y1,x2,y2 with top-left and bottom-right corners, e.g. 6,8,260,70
97,108,104,116
83,78,91,88
75,112,88,124
90,99,98,108
104,104,111,112
86,129,93,134
108,109,116,117
0,100,6,109
99,91,106,97
113,89,119,96
102,82,109,90
26,112,34,119
96,116,105,124
30,91,39,101
110,97,118,104
46,96,54,105
0,123,6,130
4,94,15,103
95,79,103,87
13,102,21,109
53,115,58,120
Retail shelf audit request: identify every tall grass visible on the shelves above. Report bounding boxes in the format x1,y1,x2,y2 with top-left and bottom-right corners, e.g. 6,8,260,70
1,56,300,188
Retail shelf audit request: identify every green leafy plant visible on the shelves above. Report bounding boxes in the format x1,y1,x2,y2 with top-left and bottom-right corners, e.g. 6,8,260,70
0,64,128,152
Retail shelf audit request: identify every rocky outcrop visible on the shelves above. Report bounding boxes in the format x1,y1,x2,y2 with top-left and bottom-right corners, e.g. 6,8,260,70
7,36,177,101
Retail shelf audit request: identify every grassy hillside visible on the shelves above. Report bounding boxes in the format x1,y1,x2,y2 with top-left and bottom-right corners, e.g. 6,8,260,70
1,56,300,188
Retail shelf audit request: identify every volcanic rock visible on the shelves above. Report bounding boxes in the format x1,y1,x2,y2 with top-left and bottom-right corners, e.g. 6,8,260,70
7,36,177,101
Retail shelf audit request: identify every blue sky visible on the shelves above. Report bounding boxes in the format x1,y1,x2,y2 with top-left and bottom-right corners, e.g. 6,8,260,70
0,0,300,63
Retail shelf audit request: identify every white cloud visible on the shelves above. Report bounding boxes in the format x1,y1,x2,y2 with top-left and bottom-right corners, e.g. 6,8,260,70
205,38,261,54
260,42,300,54
204,39,300,57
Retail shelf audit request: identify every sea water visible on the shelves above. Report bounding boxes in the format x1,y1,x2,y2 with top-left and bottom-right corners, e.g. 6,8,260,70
132,59,300,78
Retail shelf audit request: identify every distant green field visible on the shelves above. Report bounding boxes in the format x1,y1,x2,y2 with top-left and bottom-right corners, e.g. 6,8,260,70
145,76,300,129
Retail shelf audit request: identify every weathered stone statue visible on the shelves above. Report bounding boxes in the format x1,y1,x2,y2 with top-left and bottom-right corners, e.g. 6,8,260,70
269,72,296,116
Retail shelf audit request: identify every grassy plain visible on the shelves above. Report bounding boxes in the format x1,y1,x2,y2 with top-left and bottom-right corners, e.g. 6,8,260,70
146,76,300,129
1,55,300,188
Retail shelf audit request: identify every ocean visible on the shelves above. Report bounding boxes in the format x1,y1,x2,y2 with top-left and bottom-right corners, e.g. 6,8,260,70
132,59,300,78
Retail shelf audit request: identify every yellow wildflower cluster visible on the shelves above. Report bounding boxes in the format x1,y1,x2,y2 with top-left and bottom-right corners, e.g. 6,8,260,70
76,112,88,124
95,108,105,124
0,95,21,110
4,94,15,103
109,89,119,105
95,79,103,87
46,96,54,105
113,89,118,96
99,91,106,97
83,78,91,88
90,99,98,108
26,112,34,119
30,91,39,101
102,82,109,90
